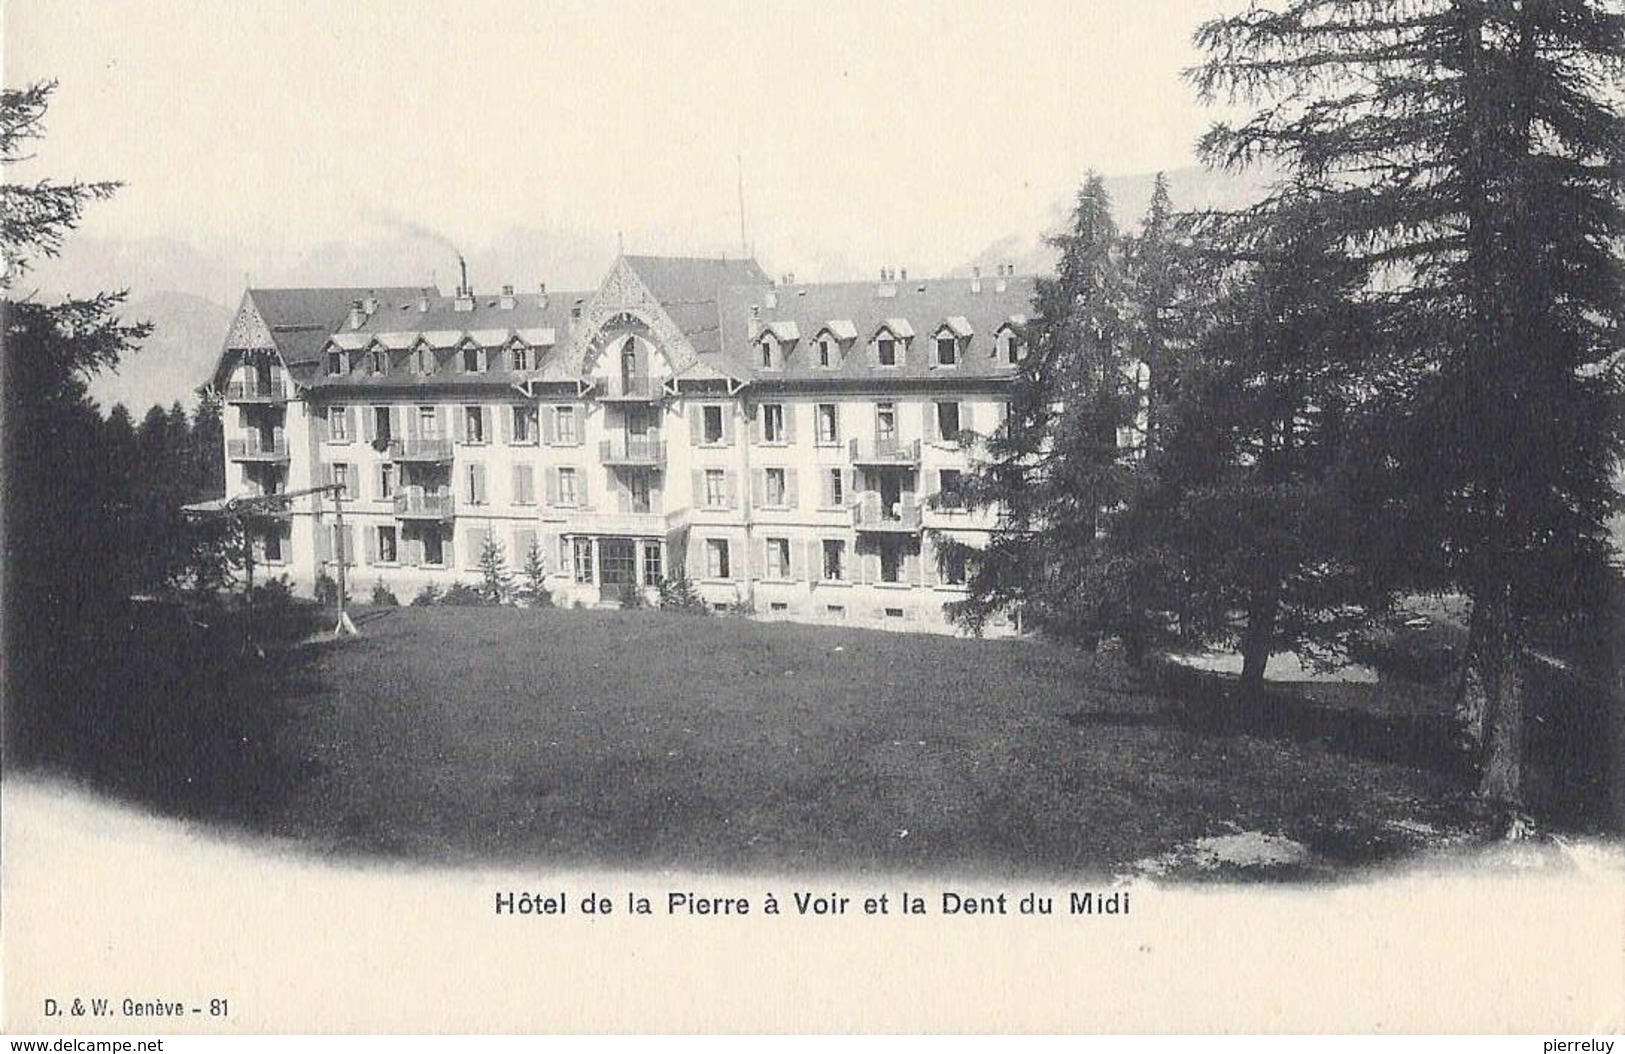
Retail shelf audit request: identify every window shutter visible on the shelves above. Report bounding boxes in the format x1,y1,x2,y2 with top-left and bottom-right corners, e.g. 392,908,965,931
482,406,493,442
685,532,703,580
515,528,537,562
364,527,378,565
344,407,356,440
691,469,705,508
617,476,631,513
904,551,920,585
339,525,354,566
922,542,938,586
720,408,735,446
465,525,483,568
435,406,448,438
752,469,766,508
362,407,376,442
578,466,591,509
541,407,557,445
821,470,835,508
540,532,559,572
471,464,487,505
689,406,703,446
320,463,334,489
785,468,799,509
376,464,388,498
406,408,420,439
750,540,766,581
791,539,806,581
314,525,332,563
804,539,820,581
512,464,530,505
500,406,513,444
724,470,738,509
402,535,421,567
849,468,861,499
316,410,330,443
924,402,938,442
783,404,797,443
752,408,763,444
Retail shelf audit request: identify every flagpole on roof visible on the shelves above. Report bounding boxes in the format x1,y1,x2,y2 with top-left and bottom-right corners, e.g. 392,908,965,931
737,152,748,258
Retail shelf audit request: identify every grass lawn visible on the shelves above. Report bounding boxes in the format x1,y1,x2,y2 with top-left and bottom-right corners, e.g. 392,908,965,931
165,605,1473,878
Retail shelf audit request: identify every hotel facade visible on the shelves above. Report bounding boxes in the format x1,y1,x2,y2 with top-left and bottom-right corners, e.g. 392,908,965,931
208,254,1033,633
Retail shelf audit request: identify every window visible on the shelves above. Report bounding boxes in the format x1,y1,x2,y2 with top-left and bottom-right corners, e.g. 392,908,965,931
939,469,965,508
465,463,487,505
418,406,439,438
557,467,579,506
462,346,482,373
878,336,897,367
373,406,392,442
822,539,845,581
999,329,1025,364
326,351,344,376
816,404,838,444
826,468,845,508
702,405,724,444
880,543,903,583
378,463,396,500
627,471,651,513
377,525,398,564
417,348,436,375
770,602,788,613
264,528,284,564
464,406,485,444
328,407,349,442
423,528,444,566
876,403,897,441
937,336,958,366
706,539,731,579
331,462,351,500
766,538,790,579
513,464,535,505
936,401,962,442
885,607,905,619
764,467,786,507
642,542,663,586
817,337,834,368
573,538,594,583
762,403,785,443
826,604,846,619
760,339,775,368
554,406,578,444
512,345,529,371
704,468,727,508
942,547,968,586
512,406,537,444
366,350,385,375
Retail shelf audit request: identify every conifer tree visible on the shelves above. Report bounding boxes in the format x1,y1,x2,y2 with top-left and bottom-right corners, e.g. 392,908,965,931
1190,0,1625,801
475,531,514,605
519,537,552,608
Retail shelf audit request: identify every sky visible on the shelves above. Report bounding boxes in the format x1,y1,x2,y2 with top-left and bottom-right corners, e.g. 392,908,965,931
7,0,1237,286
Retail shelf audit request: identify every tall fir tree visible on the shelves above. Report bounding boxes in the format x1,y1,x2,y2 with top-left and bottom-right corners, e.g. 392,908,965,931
1190,0,1625,802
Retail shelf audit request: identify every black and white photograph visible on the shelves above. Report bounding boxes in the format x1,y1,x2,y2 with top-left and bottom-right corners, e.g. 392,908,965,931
3,0,1623,1038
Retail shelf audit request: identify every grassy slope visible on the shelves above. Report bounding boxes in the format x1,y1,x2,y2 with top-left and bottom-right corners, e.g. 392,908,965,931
241,608,1463,877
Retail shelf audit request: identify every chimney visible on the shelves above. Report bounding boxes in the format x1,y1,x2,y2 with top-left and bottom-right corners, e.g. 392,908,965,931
748,303,761,335
537,282,549,310
417,289,431,312
348,298,366,330
453,254,474,311
499,284,516,310
996,263,1009,293
971,266,982,294
900,268,908,283
877,268,896,299
765,290,778,310
363,291,379,315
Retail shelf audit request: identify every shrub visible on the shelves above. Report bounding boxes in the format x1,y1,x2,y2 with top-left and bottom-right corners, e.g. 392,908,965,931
440,582,486,606
370,580,400,607
657,574,709,615
249,575,294,609
617,581,648,609
410,582,442,607
314,571,338,605
726,595,757,617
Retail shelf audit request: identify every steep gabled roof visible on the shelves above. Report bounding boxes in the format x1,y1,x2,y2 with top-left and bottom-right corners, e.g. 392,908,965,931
622,255,771,305
211,286,421,388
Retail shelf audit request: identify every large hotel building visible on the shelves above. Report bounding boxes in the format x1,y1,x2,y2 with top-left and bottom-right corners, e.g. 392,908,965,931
208,254,1033,632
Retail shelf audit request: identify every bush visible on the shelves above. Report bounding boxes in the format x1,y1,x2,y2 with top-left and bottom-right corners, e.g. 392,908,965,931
657,574,709,615
314,571,338,605
440,582,487,606
410,582,442,607
248,575,294,609
370,580,400,606
726,595,756,617
617,581,648,609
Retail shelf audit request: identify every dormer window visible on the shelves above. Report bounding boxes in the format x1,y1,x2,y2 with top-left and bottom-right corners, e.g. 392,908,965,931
417,347,437,375
512,344,529,371
997,326,1026,364
326,351,344,376
462,346,483,373
817,337,835,368
366,350,385,375
760,338,775,369
936,336,958,366
878,337,897,367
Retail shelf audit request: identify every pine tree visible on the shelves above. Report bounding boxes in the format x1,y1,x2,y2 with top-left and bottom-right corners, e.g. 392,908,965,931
940,173,1145,642
475,531,513,605
1190,0,1625,802
519,537,552,608
3,81,151,751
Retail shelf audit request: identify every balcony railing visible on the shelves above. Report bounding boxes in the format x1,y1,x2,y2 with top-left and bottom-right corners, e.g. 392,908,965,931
851,491,922,532
598,373,660,402
393,491,455,520
226,435,289,461
223,379,290,403
848,437,921,466
387,437,455,462
599,436,667,466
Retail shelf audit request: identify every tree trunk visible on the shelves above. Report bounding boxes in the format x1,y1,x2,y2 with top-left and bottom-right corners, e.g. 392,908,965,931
1473,590,1524,806
1239,598,1275,695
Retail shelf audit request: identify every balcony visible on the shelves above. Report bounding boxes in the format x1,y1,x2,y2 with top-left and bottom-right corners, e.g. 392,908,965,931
388,437,455,463
597,373,661,403
851,491,922,533
226,435,289,462
223,379,290,404
848,437,921,466
393,491,455,520
599,435,667,467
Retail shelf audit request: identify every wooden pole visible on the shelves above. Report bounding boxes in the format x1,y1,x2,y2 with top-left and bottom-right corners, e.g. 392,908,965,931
330,485,358,637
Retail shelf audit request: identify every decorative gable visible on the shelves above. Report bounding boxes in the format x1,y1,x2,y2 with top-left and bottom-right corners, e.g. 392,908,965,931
560,257,701,378
226,298,276,350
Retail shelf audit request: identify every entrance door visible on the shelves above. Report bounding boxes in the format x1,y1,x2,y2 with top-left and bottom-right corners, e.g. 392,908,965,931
599,538,638,601
879,471,903,520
